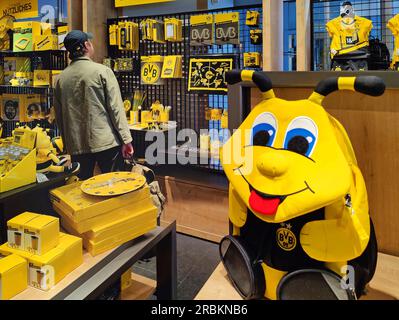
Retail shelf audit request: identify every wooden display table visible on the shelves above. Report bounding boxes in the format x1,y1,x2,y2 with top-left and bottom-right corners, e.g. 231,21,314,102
195,253,399,300
13,223,177,300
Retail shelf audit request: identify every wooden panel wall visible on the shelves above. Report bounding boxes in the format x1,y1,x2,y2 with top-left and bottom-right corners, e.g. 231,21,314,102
262,0,284,71
68,0,83,30
296,0,311,71
67,0,117,63
158,176,229,243
83,0,117,63
251,87,399,256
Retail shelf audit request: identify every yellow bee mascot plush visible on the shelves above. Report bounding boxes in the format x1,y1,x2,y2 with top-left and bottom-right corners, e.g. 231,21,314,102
220,70,385,300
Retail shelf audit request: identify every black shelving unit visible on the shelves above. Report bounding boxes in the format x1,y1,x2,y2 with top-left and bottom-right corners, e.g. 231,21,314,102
0,50,68,137
107,4,263,172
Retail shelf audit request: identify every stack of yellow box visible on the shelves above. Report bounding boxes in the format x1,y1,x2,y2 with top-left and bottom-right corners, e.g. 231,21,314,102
50,182,157,256
0,212,83,296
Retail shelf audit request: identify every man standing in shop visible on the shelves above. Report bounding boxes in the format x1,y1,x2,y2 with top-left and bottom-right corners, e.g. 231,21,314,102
54,30,134,180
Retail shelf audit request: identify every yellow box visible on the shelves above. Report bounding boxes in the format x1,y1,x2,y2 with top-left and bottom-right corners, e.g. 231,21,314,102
57,233,83,278
164,18,182,42
118,21,139,51
33,70,51,87
87,219,156,256
50,182,151,223
0,254,28,300
109,24,118,46
0,125,37,193
40,23,53,35
23,215,60,255
0,243,33,260
244,52,262,68
56,194,156,234
28,233,83,291
13,21,42,52
34,35,58,51
7,212,39,250
58,25,69,50
10,72,33,87
28,246,64,291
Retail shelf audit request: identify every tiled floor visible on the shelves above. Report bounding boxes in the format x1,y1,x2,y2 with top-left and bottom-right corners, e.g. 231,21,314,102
133,233,220,300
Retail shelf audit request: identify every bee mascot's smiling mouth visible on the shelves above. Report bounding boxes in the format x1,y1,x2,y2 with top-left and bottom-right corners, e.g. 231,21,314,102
248,185,312,216
237,167,314,216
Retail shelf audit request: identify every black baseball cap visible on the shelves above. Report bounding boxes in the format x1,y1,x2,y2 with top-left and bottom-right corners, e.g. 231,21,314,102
64,30,93,53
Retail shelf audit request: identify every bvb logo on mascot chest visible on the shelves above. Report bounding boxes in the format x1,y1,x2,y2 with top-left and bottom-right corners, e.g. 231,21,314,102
276,224,296,251
141,62,161,84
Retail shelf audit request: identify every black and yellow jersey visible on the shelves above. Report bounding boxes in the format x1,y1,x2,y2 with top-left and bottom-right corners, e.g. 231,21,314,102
326,15,373,58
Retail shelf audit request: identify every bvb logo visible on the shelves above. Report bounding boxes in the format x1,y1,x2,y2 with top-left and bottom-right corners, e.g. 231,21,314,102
276,227,297,251
141,63,161,84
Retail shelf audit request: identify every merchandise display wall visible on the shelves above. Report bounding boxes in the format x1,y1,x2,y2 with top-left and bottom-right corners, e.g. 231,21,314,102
107,4,263,171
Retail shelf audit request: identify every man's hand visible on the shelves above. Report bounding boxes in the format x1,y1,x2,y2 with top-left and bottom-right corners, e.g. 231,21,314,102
122,143,134,159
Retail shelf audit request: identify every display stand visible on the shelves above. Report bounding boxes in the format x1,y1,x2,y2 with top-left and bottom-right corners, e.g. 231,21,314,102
195,253,399,300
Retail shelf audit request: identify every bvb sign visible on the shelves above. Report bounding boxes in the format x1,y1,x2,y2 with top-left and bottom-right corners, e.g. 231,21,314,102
276,227,297,251
140,56,164,85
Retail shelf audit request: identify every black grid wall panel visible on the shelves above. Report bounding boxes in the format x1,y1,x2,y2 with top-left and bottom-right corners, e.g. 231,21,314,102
107,4,263,171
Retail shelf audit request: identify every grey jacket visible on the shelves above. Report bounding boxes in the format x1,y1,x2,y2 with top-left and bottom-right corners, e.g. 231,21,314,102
54,57,132,156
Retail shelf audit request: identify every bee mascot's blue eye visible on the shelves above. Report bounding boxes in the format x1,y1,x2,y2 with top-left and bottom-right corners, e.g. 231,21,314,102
251,113,278,147
284,117,318,157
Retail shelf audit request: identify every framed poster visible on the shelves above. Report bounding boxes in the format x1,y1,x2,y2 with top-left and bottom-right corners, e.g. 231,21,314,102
188,56,236,93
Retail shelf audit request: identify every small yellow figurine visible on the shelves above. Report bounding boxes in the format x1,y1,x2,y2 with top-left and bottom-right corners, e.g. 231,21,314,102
32,125,79,174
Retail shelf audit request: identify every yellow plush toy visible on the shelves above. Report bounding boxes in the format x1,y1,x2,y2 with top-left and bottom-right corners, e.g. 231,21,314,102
32,125,79,174
220,70,384,300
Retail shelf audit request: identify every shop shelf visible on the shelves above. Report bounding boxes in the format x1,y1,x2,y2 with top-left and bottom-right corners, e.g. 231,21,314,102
0,85,52,95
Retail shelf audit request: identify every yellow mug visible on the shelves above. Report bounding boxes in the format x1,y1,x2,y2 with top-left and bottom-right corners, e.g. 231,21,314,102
160,111,170,123
141,111,152,124
130,111,139,124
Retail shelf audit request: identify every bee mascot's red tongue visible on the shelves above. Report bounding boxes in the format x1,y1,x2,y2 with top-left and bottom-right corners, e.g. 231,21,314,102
249,190,280,216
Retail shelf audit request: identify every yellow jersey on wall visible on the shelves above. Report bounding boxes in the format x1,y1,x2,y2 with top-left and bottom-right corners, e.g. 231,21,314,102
326,15,372,58
387,14,399,68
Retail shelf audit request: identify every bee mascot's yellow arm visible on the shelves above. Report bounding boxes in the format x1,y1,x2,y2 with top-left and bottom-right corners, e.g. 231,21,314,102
300,76,384,262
